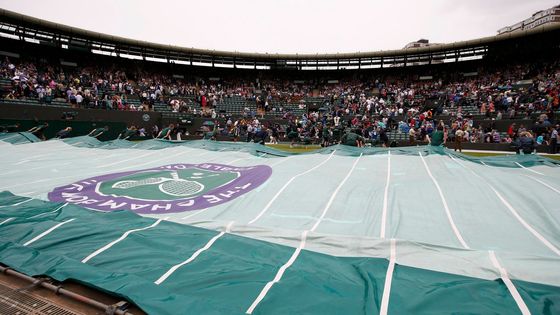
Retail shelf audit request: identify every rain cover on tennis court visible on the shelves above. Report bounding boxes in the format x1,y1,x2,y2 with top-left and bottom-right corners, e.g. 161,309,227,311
0,132,559,314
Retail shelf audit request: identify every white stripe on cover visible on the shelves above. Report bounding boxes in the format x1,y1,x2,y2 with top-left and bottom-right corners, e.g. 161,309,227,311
449,154,560,256
28,203,68,219
0,218,14,226
82,218,166,263
380,151,391,239
419,152,469,249
310,153,362,232
246,230,308,314
247,151,336,225
523,175,560,195
490,186,560,256
488,251,531,315
154,221,234,285
23,218,76,246
515,162,544,176
380,239,396,315
0,198,33,208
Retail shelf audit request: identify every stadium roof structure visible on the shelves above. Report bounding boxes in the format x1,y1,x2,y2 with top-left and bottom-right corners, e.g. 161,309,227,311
1,8,560,70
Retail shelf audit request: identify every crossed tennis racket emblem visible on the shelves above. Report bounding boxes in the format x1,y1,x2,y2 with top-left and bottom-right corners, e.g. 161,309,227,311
111,171,212,197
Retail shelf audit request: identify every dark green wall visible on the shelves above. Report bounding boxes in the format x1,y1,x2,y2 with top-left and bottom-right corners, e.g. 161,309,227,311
0,119,126,141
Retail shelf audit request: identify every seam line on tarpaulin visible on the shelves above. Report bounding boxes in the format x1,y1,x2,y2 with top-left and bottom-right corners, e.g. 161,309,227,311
310,153,362,232
0,217,14,225
380,238,396,315
380,150,391,239
246,230,309,314
28,203,68,219
489,186,560,256
23,218,76,246
488,250,531,315
420,152,470,249
0,198,33,208
448,154,560,256
523,175,560,195
154,221,234,285
514,162,544,175
82,218,166,263
247,151,336,225
247,154,365,313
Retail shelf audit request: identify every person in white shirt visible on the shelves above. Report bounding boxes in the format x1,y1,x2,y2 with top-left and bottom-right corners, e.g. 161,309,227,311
75,93,83,105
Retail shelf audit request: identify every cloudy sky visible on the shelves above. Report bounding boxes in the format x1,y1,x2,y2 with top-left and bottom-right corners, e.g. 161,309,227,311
0,0,557,54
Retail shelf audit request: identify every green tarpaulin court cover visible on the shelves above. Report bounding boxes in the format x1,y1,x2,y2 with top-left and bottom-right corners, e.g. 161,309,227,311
0,133,559,314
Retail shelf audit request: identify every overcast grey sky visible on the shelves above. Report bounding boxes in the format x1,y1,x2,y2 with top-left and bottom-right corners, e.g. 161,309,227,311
0,0,557,54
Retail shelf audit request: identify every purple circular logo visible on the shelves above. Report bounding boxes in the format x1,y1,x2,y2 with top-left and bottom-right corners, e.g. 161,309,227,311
48,163,272,214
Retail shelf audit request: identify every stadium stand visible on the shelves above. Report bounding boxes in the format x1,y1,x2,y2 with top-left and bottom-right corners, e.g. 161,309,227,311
1,47,559,151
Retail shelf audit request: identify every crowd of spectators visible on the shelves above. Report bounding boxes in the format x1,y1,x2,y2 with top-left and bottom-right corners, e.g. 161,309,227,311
1,55,559,150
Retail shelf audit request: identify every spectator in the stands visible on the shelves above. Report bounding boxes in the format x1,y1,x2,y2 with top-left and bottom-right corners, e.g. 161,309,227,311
1,55,559,148
492,130,501,143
